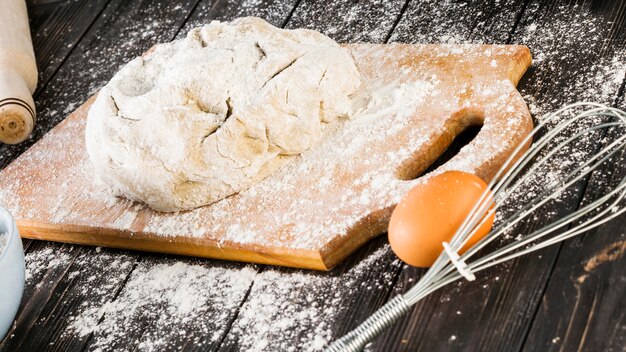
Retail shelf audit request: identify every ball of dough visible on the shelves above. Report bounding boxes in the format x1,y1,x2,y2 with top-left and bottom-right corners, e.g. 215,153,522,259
86,17,361,212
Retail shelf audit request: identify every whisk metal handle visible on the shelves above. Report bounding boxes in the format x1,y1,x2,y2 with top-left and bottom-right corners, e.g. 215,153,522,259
325,295,411,352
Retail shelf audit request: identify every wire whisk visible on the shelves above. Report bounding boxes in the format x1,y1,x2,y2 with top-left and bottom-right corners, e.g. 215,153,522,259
326,102,626,352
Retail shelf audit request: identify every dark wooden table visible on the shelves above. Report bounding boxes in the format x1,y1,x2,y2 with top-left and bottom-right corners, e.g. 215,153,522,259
1,0,626,351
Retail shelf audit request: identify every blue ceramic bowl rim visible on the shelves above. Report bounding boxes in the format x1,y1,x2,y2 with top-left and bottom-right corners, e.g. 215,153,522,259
0,206,16,260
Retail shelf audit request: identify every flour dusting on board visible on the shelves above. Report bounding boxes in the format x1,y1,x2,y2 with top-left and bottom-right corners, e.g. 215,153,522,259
0,43,531,258
142,69,443,246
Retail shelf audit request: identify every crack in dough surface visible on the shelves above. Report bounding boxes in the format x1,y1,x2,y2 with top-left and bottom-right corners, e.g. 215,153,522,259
86,17,361,211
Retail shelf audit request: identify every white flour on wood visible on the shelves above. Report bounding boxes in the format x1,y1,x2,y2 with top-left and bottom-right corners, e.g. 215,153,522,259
0,3,623,255
62,244,398,352
0,44,534,252
2,2,625,352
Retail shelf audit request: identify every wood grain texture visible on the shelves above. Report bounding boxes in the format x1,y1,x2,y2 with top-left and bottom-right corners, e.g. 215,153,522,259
1,0,625,351
368,1,626,351
217,3,410,349
287,0,409,43
0,0,211,350
521,124,626,352
0,43,532,270
27,0,112,96
179,0,300,32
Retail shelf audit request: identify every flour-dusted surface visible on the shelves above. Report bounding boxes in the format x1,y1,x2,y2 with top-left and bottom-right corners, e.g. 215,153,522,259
0,43,532,269
66,261,257,351
221,245,398,351
55,245,398,352
516,3,626,120
2,0,626,351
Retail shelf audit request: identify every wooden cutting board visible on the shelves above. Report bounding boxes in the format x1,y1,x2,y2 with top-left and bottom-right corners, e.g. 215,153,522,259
0,44,532,270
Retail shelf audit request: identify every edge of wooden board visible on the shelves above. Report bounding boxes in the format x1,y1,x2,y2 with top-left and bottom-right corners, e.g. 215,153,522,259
508,45,532,85
17,220,330,270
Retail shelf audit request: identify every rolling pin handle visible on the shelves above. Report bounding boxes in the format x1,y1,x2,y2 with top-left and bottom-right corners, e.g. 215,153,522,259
0,68,35,144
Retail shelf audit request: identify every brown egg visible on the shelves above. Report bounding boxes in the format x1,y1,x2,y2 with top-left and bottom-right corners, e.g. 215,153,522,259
388,171,495,267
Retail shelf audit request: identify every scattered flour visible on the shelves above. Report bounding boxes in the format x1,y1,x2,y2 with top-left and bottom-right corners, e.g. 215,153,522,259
24,246,73,286
225,245,398,351
1,2,625,352
55,244,399,351
288,0,405,43
66,261,257,351
181,0,295,35
515,4,626,119
489,3,626,242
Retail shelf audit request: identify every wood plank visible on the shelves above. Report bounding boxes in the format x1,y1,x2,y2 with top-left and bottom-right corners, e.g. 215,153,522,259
286,0,409,43
27,0,113,96
218,237,404,351
76,1,303,351
0,243,137,351
0,0,208,350
216,1,409,350
521,38,626,350
179,0,299,33
389,0,528,44
521,119,626,352
81,257,260,352
367,1,626,351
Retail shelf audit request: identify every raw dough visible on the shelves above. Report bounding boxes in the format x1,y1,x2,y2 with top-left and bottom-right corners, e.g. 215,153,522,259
86,17,361,212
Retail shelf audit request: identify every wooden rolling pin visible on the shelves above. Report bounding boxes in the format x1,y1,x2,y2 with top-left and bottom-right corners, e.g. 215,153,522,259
0,0,37,144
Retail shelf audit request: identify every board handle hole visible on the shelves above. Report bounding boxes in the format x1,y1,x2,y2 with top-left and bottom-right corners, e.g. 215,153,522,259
396,122,483,181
